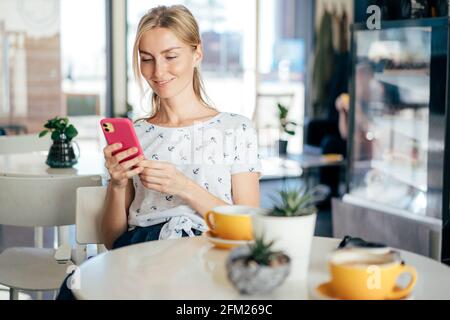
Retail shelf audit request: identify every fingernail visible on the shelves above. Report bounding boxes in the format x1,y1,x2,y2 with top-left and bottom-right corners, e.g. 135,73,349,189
116,143,122,148
132,147,138,152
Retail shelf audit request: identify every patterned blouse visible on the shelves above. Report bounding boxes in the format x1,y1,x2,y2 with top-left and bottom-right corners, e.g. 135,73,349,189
128,112,261,239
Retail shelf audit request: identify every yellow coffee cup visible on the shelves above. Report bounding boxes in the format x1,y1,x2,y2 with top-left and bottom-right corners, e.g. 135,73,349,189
328,249,417,300
205,205,255,240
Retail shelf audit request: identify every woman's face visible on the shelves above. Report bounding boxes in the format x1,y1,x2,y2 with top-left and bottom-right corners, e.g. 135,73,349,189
138,27,202,99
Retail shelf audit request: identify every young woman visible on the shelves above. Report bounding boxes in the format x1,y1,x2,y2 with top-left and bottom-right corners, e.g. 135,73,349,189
57,4,260,299
102,4,261,250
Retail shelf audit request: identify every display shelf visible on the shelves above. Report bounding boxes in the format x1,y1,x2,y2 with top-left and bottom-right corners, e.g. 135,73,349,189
346,17,450,263
374,70,429,91
370,159,427,192
371,116,428,145
342,193,442,231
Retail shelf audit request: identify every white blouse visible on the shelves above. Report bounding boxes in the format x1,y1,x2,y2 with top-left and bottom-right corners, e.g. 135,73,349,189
128,112,261,239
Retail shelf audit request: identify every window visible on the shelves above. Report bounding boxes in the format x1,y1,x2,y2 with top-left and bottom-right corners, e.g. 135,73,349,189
126,0,309,155
61,0,106,139
256,0,308,154
0,0,106,139
127,0,257,119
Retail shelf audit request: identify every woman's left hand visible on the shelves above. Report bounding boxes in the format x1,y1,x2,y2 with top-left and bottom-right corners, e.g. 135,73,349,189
137,160,190,197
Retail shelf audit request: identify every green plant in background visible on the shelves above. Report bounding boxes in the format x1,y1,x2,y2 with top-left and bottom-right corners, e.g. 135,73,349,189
277,103,297,136
245,235,286,267
39,116,78,141
269,186,321,217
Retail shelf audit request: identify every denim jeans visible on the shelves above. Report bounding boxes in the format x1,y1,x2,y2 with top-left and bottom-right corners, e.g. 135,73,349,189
55,223,202,300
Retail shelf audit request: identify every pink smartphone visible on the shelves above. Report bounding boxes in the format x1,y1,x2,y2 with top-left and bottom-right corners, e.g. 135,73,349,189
100,118,144,163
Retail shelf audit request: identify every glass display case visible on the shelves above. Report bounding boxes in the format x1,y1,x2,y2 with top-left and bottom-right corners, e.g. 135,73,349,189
344,18,450,264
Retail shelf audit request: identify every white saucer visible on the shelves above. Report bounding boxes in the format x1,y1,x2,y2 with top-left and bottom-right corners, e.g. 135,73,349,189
310,282,414,300
204,231,253,250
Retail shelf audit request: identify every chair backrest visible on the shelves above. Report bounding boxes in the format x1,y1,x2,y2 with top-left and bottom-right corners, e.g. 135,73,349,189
0,175,102,227
76,186,107,245
0,134,51,155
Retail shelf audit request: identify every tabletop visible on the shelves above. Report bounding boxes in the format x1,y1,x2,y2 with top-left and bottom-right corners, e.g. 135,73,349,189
0,140,107,177
258,145,345,181
0,138,339,180
72,236,450,300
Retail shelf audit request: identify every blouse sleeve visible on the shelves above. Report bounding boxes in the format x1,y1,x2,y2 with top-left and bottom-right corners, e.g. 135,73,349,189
230,119,262,176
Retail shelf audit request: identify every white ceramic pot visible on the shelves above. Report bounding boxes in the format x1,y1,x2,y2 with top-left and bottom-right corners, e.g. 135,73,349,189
252,210,317,280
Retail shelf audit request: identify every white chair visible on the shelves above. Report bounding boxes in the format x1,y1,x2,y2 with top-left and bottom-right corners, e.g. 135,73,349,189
0,174,102,299
0,134,51,155
75,186,108,265
0,134,53,250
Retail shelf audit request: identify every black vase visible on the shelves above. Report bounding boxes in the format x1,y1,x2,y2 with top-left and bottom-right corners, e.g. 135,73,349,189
277,140,288,156
46,135,79,168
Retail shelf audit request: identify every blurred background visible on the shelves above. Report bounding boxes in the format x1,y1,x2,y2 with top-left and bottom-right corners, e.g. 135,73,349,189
1,0,450,268
0,0,354,154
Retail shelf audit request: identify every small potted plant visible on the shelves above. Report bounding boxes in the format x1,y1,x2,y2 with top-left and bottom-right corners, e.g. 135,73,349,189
252,186,326,279
276,102,297,155
226,235,290,295
39,116,79,168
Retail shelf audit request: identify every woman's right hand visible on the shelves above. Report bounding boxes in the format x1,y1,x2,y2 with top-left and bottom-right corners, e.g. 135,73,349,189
335,93,350,113
103,143,145,189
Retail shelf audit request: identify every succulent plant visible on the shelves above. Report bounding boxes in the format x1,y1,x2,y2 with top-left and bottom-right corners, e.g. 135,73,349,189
269,186,324,217
227,236,291,295
245,235,287,267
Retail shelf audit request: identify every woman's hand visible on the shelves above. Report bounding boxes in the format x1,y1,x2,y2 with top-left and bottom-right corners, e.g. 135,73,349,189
335,93,350,113
137,160,189,197
103,143,145,189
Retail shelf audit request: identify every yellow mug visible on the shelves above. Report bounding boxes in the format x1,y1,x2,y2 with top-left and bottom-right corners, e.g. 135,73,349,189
205,205,255,241
329,249,417,300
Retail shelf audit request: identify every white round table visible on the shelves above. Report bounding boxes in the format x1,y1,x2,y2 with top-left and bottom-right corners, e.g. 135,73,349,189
72,236,450,300
0,149,106,177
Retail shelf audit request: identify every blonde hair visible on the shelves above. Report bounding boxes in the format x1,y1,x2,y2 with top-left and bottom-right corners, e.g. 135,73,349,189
132,5,213,118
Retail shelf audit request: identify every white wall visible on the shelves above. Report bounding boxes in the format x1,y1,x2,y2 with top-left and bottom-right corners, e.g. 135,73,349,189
0,0,60,38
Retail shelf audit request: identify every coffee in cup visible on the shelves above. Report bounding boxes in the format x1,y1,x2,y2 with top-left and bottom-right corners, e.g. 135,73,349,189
328,249,417,300
205,205,255,240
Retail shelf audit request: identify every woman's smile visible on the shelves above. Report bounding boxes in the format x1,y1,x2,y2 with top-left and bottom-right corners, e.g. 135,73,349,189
153,78,175,88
